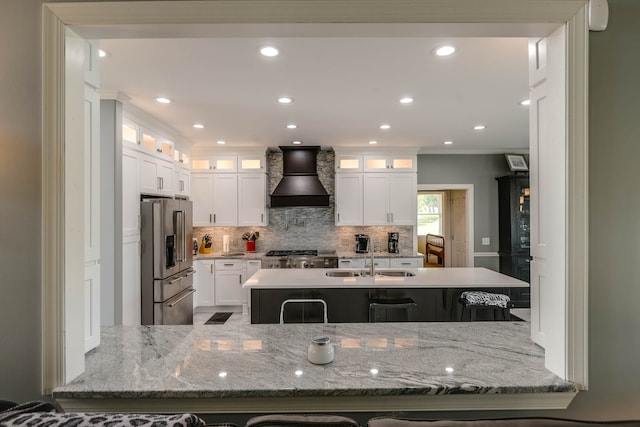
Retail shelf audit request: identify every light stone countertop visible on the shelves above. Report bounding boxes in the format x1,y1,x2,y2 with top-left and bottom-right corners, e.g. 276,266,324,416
243,267,529,289
336,251,424,259
52,322,576,413
194,252,266,260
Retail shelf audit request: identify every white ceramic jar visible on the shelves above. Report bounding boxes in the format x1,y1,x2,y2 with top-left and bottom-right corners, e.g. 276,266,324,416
307,336,334,365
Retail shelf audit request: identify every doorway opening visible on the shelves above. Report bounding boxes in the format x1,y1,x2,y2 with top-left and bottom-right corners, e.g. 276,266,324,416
417,184,474,268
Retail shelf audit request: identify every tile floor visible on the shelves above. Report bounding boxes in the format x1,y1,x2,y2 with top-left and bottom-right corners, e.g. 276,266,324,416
194,311,250,325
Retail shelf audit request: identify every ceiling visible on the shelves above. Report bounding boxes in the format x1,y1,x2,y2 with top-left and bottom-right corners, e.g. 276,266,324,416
99,36,530,154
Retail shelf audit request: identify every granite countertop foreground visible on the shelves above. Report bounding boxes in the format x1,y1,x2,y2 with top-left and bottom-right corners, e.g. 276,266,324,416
53,322,575,401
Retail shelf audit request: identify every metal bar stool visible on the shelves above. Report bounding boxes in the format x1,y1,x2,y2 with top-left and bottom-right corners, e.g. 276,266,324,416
369,298,417,322
279,299,328,324
458,291,511,321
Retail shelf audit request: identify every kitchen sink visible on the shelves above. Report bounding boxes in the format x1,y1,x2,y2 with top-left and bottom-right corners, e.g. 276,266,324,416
325,271,361,277
220,252,246,257
375,270,415,277
325,270,415,278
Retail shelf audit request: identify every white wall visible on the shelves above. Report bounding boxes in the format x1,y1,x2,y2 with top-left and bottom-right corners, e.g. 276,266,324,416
0,0,43,401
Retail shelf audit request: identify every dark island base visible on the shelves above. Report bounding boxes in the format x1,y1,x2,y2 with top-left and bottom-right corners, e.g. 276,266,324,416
250,287,523,324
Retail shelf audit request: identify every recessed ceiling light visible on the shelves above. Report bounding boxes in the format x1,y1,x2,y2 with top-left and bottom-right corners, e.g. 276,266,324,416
444,140,453,145
156,97,171,104
193,124,204,129
380,124,391,130
369,140,378,145
520,99,531,106
370,368,379,375
98,49,109,58
292,140,302,145
260,46,279,57
294,370,303,376
399,97,414,104
218,371,227,378
434,45,456,56
286,124,298,129
217,140,226,145
445,367,455,373
473,125,486,131
278,97,293,104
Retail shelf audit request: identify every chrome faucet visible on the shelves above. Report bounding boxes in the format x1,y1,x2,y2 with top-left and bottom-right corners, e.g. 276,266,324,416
367,235,375,277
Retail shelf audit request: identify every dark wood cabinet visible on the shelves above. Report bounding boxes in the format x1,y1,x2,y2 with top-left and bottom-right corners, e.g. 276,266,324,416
496,175,531,307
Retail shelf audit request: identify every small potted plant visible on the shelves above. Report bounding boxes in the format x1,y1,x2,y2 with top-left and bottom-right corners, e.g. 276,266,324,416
241,231,259,252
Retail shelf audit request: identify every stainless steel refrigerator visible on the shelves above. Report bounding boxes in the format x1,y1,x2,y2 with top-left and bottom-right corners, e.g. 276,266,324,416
140,198,195,325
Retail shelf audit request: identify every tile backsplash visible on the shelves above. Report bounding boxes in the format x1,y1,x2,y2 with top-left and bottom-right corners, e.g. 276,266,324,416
193,148,414,254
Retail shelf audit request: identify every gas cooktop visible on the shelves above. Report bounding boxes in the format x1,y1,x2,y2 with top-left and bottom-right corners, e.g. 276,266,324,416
265,250,318,257
262,249,338,268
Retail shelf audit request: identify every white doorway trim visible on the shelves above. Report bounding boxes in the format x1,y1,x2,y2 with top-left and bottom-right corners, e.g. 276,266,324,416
418,184,474,268
41,0,589,395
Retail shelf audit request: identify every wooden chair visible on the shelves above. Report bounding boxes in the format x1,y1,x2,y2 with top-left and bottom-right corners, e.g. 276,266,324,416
425,234,445,267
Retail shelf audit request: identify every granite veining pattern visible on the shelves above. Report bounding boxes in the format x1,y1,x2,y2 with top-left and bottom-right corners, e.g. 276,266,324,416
53,322,575,400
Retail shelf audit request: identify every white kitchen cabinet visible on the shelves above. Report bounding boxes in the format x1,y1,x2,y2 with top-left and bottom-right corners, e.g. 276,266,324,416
238,155,267,173
122,119,139,148
363,173,416,226
214,259,244,306
334,150,417,226
337,258,389,268
238,174,267,226
335,173,363,225
122,149,140,236
191,173,214,226
363,173,390,225
191,155,236,172
372,258,390,268
139,127,175,162
389,257,422,268
335,154,363,172
387,173,418,225
192,154,266,173
194,259,215,307
122,234,141,325
192,172,267,227
212,174,238,226
363,154,416,172
139,153,173,197
337,258,366,269
173,166,190,197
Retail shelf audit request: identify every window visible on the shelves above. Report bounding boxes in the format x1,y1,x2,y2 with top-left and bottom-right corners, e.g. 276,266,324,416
417,192,443,235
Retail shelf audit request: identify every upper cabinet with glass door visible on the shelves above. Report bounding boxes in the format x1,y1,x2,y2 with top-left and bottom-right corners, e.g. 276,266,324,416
122,117,188,165
335,154,363,172
191,153,266,173
363,155,416,172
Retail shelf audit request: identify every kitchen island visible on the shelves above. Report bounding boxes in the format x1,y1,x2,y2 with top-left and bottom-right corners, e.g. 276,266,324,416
244,267,528,324
53,321,576,414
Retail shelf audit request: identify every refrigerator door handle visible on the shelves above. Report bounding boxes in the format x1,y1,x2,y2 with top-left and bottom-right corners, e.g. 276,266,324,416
165,288,196,308
174,210,187,262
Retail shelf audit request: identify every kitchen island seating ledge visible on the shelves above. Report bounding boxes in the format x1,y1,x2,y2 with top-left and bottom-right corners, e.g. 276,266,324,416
52,321,576,413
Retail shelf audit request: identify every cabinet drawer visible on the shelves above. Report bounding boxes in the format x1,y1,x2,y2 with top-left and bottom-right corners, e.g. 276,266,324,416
372,258,390,268
338,258,365,269
389,258,421,268
214,259,244,270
